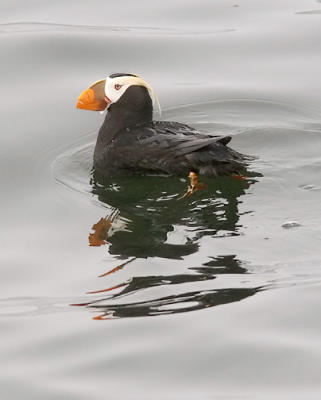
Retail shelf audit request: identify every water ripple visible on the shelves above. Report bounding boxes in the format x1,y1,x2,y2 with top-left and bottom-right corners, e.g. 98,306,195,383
295,9,321,15
0,21,236,36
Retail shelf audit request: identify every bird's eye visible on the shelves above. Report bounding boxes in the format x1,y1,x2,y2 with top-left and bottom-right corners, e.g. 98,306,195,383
114,84,122,90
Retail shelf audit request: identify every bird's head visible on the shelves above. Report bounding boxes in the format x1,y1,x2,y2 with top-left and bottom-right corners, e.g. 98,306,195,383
76,73,160,113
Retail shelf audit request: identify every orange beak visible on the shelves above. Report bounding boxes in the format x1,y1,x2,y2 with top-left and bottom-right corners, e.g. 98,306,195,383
76,79,110,111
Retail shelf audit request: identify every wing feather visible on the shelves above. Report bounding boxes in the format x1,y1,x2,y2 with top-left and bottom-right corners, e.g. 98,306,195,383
111,122,249,176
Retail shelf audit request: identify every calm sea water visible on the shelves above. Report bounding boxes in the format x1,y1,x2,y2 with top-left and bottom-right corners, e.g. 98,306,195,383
1,1,321,399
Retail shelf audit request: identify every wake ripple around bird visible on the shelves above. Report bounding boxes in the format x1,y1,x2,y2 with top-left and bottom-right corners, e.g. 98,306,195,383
51,98,321,319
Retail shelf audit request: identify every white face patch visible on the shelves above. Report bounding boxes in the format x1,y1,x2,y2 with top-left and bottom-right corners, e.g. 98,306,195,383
104,75,161,115
104,76,132,104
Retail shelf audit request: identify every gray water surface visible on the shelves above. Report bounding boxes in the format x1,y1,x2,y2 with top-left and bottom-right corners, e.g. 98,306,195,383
1,1,321,399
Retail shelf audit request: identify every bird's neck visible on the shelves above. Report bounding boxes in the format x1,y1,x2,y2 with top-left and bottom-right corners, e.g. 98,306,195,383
93,85,153,167
94,103,152,149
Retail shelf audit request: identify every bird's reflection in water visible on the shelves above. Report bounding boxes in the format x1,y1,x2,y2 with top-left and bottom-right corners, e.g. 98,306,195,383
75,255,263,319
73,172,263,319
90,172,255,258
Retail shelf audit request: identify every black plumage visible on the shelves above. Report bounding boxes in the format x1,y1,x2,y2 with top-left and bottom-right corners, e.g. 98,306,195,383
93,85,251,177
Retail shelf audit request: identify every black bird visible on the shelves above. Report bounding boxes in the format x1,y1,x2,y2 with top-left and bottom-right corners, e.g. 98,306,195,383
77,73,251,177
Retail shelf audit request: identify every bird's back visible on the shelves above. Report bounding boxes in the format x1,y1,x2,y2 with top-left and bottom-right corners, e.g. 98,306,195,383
94,120,251,177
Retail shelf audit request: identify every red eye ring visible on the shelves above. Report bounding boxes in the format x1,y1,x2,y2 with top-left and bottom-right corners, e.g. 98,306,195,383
114,84,122,90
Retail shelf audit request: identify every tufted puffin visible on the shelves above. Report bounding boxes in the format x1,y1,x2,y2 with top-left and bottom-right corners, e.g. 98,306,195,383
76,73,251,177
